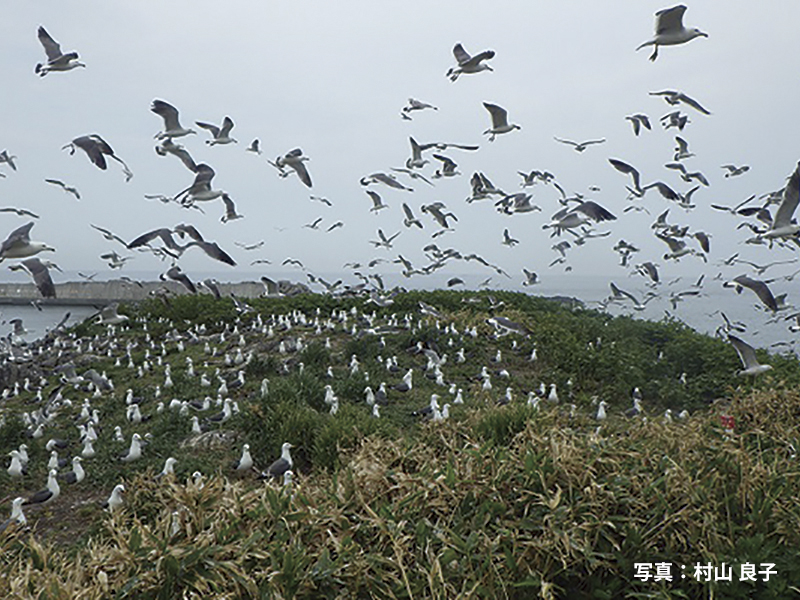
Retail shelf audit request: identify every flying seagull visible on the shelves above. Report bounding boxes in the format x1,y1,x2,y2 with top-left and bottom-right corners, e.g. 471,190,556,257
195,116,237,145
0,207,39,219
14,257,56,298
0,150,18,171
402,203,423,229
728,335,772,376
636,5,708,62
63,135,133,181
151,100,196,140
154,138,197,172
759,162,800,242
543,201,616,236
269,149,312,188
650,90,711,115
554,137,606,152
246,139,262,154
44,178,80,200
625,114,652,136
0,222,54,262
483,103,521,142
402,98,438,116
366,190,389,213
721,164,750,178
446,43,495,81
35,26,85,76
360,172,413,191
723,275,779,312
608,158,644,197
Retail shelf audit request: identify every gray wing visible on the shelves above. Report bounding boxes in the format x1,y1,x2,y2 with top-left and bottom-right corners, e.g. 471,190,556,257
195,121,221,138
72,136,108,170
219,117,235,137
771,163,800,229
22,258,56,298
452,43,471,65
483,103,508,128
727,335,759,369
291,161,312,188
575,201,616,222
37,26,63,61
151,100,182,130
655,5,687,34
678,93,711,115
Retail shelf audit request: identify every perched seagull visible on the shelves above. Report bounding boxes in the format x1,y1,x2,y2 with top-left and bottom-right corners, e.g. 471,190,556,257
636,5,708,62
260,442,293,479
554,137,606,152
0,498,26,533
195,116,237,145
35,26,85,76
0,222,54,262
63,135,133,181
232,443,253,472
103,484,125,511
650,90,711,115
246,139,262,154
23,469,60,506
483,103,521,142
151,100,196,140
625,114,652,136
269,149,312,188
0,150,18,171
59,456,85,484
119,433,143,462
44,178,81,200
446,43,495,81
728,335,772,376
13,258,56,298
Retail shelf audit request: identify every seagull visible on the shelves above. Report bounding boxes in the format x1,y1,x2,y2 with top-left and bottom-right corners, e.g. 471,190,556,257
120,433,142,462
625,114,652,136
151,100,196,140
154,138,197,172
13,258,56,298
665,162,710,186
23,469,60,506
63,135,133,181
543,201,616,236
482,103,521,142
270,149,312,188
96,303,129,325
161,265,196,294
59,456,85,484
402,203,423,229
636,5,708,62
309,195,333,206
446,43,495,81
728,335,772,376
760,162,800,242
0,498,26,533
232,443,253,472
195,116,237,145
370,229,401,249
220,193,244,223
431,154,460,178
721,164,750,178
650,90,711,115
43,179,80,200
405,137,429,170
502,229,519,247
608,158,644,197
0,207,39,219
246,139,262,154
260,442,293,479
0,222,54,262
103,484,125,511
327,221,344,232
174,163,225,205
723,275,779,312
360,172,413,191
0,150,18,171
522,269,539,286
421,203,458,229
35,26,85,76
661,111,690,131
366,190,389,213
554,137,606,152
673,136,695,161
402,98,438,115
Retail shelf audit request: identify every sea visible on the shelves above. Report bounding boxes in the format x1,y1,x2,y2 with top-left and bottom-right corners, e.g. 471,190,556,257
2,271,796,358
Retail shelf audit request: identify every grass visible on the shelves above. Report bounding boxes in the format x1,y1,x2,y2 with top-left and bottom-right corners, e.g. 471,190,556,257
0,290,799,598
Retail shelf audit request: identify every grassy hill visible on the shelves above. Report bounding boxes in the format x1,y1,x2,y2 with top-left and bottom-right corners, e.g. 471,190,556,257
0,291,798,599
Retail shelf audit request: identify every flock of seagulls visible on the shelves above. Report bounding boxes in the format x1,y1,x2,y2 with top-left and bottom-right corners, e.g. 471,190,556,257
0,4,797,531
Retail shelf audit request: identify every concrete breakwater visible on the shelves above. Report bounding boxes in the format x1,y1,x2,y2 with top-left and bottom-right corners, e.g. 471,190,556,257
0,279,309,305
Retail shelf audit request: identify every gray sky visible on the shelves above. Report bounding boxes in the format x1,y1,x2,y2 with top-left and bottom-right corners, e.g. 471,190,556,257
1,1,800,307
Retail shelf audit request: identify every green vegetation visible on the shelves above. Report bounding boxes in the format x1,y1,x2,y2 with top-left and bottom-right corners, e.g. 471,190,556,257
0,291,798,599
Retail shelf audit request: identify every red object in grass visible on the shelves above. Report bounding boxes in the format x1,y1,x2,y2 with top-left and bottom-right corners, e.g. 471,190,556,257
719,415,735,431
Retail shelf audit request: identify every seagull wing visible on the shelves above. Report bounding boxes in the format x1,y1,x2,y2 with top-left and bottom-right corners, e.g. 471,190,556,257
289,160,312,188
574,201,616,222
151,100,183,130
727,335,760,370
37,26,63,62
608,158,641,190
771,162,800,229
72,136,107,169
654,5,687,34
677,93,711,115
452,43,472,65
22,258,56,298
195,121,220,138
483,103,508,128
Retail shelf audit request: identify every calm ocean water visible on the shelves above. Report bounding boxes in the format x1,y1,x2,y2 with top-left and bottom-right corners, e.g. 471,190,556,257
3,271,795,357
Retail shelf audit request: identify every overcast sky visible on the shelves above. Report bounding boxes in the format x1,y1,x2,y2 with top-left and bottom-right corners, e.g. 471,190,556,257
1,1,800,309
